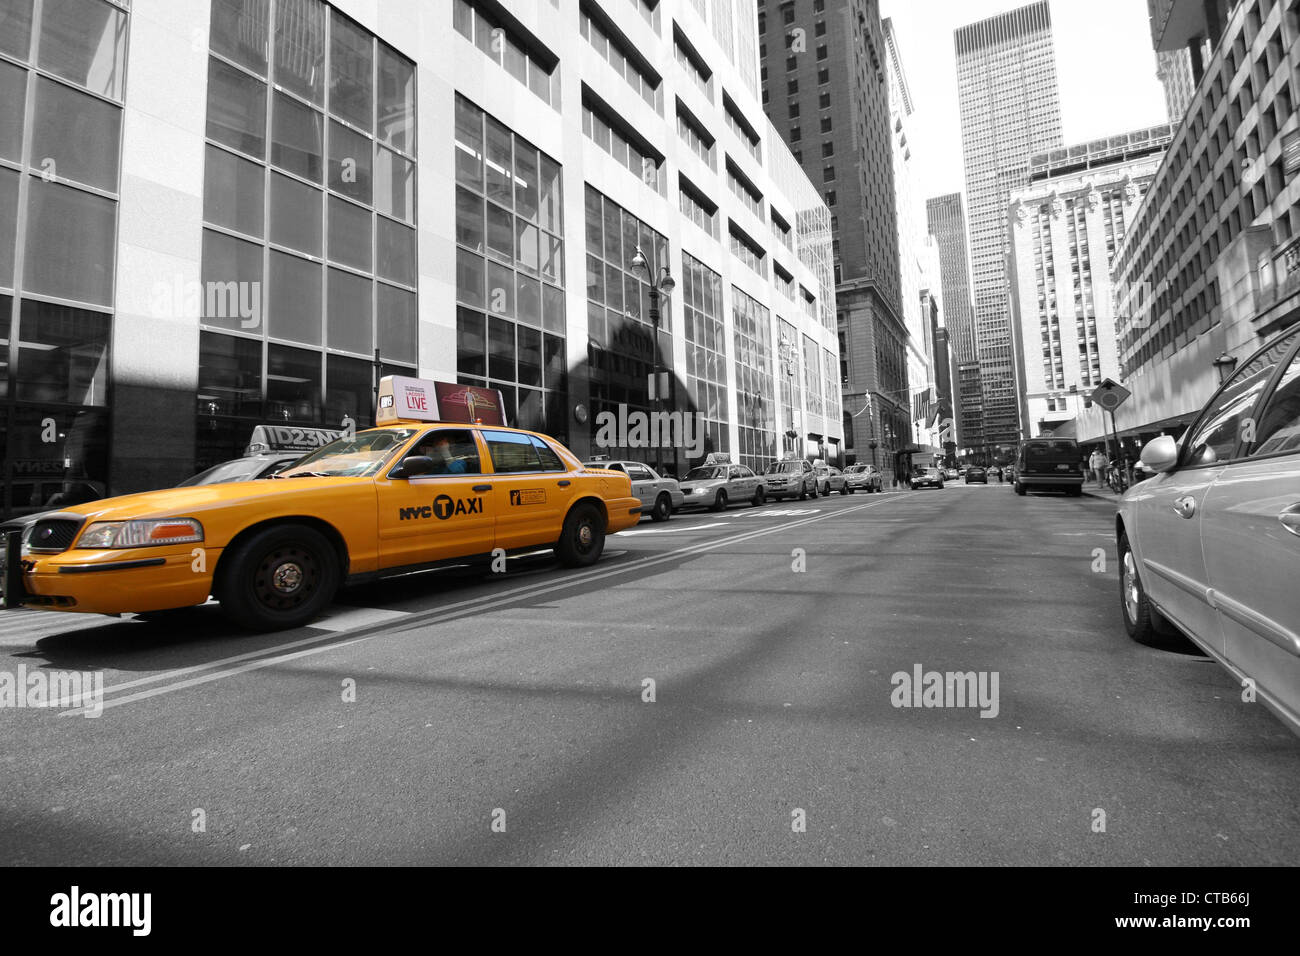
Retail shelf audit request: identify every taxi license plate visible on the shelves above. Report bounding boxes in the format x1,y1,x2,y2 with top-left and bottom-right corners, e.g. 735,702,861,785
1056,464,1070,470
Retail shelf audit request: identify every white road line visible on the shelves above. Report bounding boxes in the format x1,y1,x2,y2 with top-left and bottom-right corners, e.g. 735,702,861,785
62,494,908,715
621,523,731,535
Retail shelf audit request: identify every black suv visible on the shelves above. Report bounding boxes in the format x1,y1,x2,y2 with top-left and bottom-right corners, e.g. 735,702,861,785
1014,438,1084,496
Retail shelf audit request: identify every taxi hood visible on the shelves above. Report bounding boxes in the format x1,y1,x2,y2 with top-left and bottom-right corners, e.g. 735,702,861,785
54,476,361,522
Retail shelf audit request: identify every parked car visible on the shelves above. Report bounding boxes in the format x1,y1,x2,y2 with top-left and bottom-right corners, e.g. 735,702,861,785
582,458,683,522
964,466,988,484
679,460,766,510
843,463,883,493
910,466,945,490
762,458,817,500
1013,438,1084,496
813,463,848,496
1117,323,1300,735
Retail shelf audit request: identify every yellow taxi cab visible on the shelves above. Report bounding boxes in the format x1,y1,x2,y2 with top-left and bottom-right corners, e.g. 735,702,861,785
2,377,640,632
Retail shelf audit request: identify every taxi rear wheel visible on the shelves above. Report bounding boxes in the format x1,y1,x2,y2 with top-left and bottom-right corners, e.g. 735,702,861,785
219,524,339,632
751,486,765,506
556,504,605,567
650,493,672,522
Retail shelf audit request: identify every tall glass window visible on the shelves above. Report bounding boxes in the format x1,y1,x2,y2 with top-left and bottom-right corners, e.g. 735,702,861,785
733,286,775,471
199,0,418,471
454,95,566,442
584,185,670,458
680,254,726,467
0,0,126,518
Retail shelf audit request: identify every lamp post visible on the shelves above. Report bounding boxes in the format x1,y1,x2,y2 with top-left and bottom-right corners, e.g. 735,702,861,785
1212,350,1238,384
630,246,675,473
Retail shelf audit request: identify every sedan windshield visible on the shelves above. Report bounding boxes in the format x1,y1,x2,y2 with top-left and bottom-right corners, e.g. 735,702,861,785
684,467,724,481
765,462,802,474
178,458,271,487
276,429,418,478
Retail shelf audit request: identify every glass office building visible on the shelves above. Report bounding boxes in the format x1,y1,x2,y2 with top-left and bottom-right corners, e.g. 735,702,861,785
0,0,838,517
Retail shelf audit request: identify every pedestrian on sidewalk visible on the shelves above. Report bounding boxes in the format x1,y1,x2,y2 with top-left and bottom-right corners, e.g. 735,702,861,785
1088,448,1107,487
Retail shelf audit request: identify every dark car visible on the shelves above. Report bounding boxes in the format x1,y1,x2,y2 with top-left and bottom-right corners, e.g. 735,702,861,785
964,466,988,484
1014,438,1084,496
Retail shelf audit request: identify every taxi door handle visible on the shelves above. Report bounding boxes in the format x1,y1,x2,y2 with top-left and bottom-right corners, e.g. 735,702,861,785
1173,495,1196,519
472,484,492,493
557,480,571,487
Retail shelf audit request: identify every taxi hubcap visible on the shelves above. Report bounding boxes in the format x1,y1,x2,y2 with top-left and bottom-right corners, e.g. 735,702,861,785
577,523,593,548
255,546,318,609
273,563,303,593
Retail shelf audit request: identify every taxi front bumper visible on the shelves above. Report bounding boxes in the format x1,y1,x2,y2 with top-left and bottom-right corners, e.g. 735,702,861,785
679,485,725,507
4,535,218,615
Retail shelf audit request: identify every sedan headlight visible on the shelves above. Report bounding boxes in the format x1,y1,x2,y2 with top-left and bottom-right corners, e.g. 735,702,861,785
78,519,204,549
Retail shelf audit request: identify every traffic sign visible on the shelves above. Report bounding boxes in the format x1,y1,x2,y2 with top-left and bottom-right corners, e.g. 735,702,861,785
1089,378,1131,412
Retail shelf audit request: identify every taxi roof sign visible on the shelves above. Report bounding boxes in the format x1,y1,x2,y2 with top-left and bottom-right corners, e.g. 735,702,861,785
245,424,343,456
376,376,510,427
704,452,732,465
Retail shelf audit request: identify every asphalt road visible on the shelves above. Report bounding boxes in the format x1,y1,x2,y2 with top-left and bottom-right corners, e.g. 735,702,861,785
1,481,1297,865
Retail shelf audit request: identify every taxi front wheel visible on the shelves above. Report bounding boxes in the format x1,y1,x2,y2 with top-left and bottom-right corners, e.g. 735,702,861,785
218,524,340,632
556,504,606,567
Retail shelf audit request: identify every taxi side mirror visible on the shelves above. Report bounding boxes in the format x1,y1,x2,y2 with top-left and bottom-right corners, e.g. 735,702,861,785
1139,435,1179,474
391,455,436,479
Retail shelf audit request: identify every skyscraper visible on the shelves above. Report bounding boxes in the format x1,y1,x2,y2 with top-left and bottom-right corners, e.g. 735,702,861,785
1006,125,1172,439
758,0,910,482
954,0,1063,451
926,192,980,456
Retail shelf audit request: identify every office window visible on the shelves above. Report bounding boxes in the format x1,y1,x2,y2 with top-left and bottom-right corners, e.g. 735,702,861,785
199,5,418,468
456,98,567,438
453,0,560,108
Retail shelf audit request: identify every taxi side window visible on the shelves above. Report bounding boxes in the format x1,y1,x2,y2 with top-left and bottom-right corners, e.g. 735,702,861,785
410,429,482,475
627,464,653,481
484,430,542,473
530,436,566,471
1248,348,1300,457
1183,332,1297,466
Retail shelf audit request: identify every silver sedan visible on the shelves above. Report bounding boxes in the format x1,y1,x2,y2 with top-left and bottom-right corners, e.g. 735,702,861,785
1117,324,1300,735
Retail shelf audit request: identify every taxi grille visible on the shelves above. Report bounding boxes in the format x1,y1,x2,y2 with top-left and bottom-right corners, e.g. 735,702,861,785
27,519,83,553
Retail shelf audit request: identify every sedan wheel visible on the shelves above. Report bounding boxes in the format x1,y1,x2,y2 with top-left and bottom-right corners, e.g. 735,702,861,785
1119,532,1167,646
650,493,672,522
711,490,728,512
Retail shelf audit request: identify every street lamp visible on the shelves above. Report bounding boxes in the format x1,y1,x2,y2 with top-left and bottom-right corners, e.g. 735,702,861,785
630,246,675,472
1212,351,1238,384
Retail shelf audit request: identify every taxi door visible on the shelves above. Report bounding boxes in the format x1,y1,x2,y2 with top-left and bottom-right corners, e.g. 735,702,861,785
1131,343,1285,651
480,430,574,550
373,427,495,569
1201,339,1300,726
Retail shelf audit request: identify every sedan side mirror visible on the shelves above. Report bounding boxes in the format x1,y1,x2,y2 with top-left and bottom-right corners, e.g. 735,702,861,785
391,455,436,479
1139,435,1179,474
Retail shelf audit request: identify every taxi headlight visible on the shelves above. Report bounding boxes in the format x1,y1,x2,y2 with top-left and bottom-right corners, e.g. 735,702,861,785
78,519,204,549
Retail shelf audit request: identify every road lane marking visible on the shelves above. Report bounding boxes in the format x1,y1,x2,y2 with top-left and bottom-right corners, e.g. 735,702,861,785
621,523,731,535
62,494,909,715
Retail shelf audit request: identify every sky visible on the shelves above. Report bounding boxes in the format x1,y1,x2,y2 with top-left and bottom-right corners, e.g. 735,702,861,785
878,0,1170,205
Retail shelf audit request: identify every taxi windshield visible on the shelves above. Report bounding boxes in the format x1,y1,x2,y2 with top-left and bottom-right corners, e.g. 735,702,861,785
276,429,418,478
765,461,802,474
685,467,724,481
